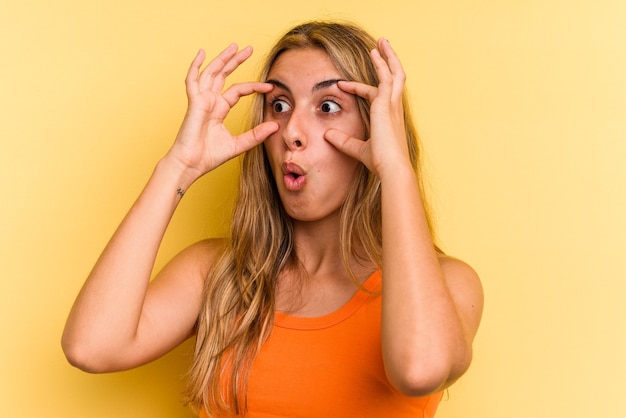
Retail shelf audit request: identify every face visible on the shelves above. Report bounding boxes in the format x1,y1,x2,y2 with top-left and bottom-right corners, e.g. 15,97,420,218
263,48,366,222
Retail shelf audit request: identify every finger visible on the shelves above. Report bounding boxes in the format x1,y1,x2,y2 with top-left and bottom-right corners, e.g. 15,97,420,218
196,43,238,91
324,128,368,163
222,82,274,108
233,121,279,154
370,48,393,100
185,49,206,92
199,44,252,92
377,38,406,101
337,81,378,103
219,45,254,80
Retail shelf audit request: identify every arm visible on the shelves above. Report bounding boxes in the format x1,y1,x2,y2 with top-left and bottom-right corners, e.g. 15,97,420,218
61,45,278,373
325,39,483,396
378,166,483,396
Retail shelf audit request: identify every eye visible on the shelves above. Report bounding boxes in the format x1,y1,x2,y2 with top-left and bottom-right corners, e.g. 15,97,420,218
271,99,292,113
320,100,341,114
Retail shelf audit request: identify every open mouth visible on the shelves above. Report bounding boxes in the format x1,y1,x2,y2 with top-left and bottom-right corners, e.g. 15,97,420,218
282,162,306,191
282,162,305,177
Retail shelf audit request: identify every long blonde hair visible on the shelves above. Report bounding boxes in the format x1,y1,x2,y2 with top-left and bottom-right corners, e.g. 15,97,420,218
186,20,435,416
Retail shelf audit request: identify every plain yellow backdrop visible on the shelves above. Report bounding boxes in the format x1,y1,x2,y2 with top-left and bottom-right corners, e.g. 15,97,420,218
1,1,625,417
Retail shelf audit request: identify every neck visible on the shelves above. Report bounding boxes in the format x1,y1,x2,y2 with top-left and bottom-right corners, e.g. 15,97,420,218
289,213,376,281
291,215,344,276
276,214,377,316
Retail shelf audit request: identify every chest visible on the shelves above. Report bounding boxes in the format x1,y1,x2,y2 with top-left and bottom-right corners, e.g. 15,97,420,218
243,286,440,417
274,267,376,317
251,292,387,415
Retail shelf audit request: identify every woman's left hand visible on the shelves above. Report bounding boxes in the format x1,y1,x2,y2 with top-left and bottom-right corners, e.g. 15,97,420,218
324,38,412,180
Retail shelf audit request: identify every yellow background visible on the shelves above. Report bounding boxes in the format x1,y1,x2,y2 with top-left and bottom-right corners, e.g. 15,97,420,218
1,0,625,417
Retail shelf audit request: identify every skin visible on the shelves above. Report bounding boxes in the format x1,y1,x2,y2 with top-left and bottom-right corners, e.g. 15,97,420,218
261,48,378,314
326,40,484,394
263,48,365,223
62,39,483,397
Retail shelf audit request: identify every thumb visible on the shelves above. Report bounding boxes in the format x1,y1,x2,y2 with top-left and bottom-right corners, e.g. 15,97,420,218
235,121,279,153
324,128,368,163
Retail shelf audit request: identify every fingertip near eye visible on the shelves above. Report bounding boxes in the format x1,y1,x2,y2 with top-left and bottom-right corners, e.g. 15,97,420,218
257,121,280,140
260,82,275,91
269,120,280,131
336,80,352,92
323,128,345,143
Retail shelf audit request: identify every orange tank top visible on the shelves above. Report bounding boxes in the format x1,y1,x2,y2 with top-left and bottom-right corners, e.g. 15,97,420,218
201,270,442,417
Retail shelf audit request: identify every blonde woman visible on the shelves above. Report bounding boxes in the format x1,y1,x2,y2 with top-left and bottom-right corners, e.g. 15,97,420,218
62,21,484,417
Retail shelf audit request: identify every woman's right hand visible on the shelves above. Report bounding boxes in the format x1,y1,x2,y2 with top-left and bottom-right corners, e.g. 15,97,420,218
62,44,278,373
167,44,278,183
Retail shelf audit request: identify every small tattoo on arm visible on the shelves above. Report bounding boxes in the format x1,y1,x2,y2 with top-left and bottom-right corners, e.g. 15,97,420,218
176,188,185,198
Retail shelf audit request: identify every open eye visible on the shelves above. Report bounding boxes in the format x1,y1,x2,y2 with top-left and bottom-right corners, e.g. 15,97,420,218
320,100,341,114
271,99,292,113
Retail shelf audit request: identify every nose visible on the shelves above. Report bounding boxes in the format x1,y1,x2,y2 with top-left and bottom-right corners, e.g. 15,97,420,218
282,108,308,150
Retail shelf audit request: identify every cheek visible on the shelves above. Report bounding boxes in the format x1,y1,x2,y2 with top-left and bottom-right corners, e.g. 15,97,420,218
336,114,367,141
326,152,361,182
263,133,282,156
263,138,283,173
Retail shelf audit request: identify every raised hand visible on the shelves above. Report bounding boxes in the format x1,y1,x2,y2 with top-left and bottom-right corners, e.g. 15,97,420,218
324,38,411,181
167,44,278,182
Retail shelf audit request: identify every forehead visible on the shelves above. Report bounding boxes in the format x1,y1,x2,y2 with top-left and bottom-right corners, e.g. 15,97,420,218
267,48,341,83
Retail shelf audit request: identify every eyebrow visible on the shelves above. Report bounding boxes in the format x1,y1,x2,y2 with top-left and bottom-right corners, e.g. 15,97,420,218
312,78,345,92
265,78,346,93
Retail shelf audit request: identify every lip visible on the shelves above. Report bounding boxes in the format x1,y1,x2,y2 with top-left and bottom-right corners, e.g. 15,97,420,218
282,162,306,191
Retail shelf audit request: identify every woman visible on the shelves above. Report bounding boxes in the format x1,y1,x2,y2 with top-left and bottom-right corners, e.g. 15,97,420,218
62,21,483,417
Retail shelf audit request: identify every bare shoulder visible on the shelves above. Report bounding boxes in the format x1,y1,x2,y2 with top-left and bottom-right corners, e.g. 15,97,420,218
437,254,482,290
152,238,226,290
130,238,229,362
437,254,484,333
168,237,224,273
143,238,226,321
175,238,226,269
